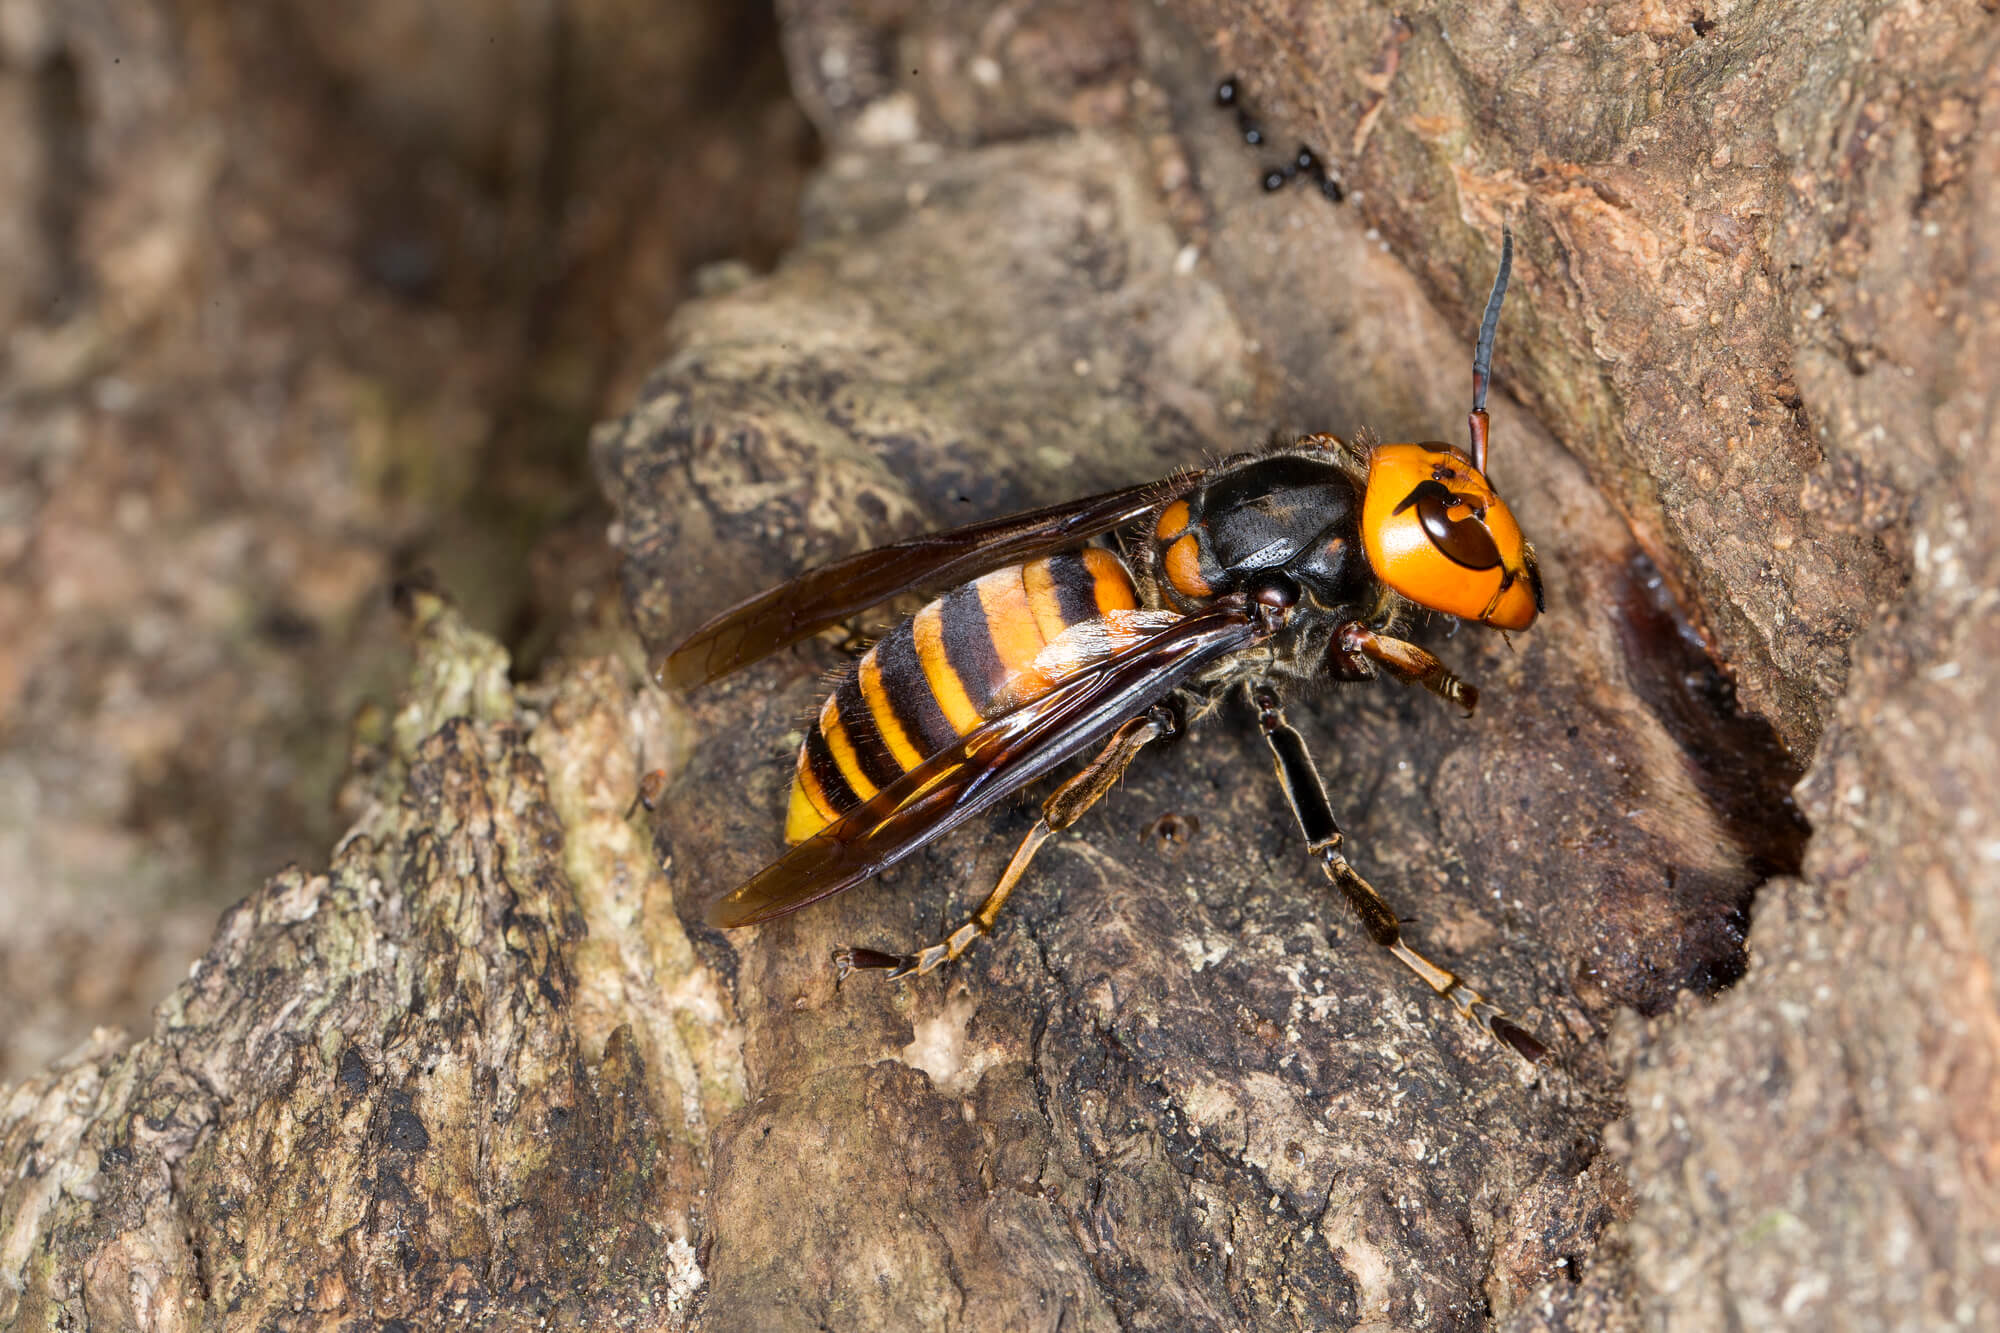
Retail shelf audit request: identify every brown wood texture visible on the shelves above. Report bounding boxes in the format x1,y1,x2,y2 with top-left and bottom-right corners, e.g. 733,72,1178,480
4,2,1996,1330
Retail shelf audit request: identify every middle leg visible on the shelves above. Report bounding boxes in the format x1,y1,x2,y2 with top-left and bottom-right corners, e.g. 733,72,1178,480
1250,684,1547,1062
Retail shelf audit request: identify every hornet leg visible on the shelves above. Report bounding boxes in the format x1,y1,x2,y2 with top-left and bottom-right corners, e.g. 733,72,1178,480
834,701,1179,981
1338,624,1478,715
1251,684,1547,1063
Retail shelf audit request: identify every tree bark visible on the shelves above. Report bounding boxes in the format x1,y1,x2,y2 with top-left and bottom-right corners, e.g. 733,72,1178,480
4,2,1996,1330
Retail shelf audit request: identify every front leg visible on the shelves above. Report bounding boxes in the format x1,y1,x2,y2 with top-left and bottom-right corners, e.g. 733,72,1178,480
1336,624,1478,715
1251,684,1546,1063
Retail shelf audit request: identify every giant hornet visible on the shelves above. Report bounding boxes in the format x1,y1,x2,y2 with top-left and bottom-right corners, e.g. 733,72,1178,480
660,232,1548,1062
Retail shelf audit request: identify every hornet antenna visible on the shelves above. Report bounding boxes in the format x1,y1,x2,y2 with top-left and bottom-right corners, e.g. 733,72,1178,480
1467,227,1513,474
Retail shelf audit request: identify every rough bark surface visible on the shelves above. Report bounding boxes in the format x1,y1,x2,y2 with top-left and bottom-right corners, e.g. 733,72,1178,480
4,1,1996,1331
0,0,808,1083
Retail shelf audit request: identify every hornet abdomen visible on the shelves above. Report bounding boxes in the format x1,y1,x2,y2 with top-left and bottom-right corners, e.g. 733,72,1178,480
785,548,1169,841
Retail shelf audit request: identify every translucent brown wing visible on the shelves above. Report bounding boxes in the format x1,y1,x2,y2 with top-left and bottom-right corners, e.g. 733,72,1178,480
708,601,1265,927
658,474,1201,691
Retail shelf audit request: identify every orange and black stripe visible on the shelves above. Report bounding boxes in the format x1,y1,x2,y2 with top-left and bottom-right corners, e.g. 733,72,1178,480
785,548,1146,842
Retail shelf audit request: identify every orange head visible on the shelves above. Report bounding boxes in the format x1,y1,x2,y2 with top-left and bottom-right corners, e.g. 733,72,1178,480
1361,442,1541,630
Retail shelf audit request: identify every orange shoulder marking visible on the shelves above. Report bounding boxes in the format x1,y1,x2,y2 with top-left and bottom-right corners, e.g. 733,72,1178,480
1164,533,1211,598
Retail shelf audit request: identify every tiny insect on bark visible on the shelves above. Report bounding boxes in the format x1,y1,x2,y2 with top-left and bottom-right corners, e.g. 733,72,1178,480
658,231,1548,1063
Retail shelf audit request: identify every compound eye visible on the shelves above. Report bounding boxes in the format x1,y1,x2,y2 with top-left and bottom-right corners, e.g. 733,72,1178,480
1399,480,1502,571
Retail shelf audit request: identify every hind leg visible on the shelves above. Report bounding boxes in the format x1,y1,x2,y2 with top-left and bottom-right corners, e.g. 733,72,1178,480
834,702,1177,981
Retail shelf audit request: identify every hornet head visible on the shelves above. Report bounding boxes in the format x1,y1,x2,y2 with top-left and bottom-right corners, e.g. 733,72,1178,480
1358,230,1542,632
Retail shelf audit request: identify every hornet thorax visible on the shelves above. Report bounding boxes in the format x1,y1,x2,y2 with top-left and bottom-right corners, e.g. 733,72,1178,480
1146,449,1381,625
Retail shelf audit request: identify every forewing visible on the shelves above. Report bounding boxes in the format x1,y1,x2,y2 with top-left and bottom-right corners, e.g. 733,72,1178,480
658,474,1200,690
708,602,1263,926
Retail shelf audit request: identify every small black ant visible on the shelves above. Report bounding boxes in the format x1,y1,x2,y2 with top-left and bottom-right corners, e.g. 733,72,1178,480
1216,76,1344,204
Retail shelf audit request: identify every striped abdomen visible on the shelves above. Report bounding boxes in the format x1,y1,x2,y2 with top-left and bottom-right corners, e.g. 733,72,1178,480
786,548,1167,842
